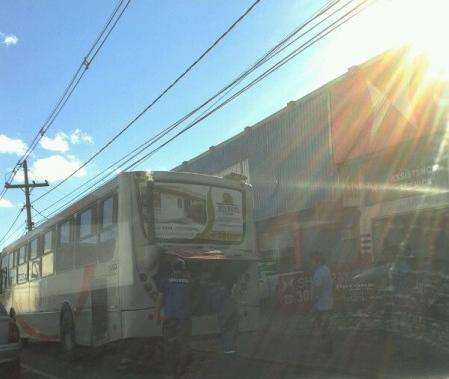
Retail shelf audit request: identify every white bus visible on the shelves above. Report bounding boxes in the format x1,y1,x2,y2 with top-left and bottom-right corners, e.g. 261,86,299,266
0,171,259,352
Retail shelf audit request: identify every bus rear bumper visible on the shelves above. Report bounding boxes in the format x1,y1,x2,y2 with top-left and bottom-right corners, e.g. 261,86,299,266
121,305,260,339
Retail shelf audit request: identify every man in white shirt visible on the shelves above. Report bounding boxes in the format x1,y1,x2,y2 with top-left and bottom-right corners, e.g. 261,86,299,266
311,250,334,355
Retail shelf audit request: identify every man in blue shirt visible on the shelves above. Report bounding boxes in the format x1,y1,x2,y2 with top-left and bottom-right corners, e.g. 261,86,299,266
311,250,334,355
155,258,192,378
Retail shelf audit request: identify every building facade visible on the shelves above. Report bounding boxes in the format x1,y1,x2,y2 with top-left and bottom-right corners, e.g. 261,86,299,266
174,73,354,277
173,47,449,296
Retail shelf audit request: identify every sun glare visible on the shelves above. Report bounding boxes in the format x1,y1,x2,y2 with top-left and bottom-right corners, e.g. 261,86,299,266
319,0,449,81
374,0,449,80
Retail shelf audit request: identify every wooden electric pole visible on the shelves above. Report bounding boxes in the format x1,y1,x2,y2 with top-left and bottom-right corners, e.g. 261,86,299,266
5,160,49,232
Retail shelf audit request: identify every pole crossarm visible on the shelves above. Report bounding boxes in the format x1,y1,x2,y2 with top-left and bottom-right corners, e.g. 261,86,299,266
5,181,49,189
4,160,49,232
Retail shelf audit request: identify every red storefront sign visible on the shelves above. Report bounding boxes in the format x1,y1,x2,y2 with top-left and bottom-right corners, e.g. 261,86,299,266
276,271,312,311
276,270,375,312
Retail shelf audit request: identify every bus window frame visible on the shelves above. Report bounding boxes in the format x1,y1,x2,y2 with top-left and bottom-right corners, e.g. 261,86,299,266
17,244,29,284
11,251,17,269
43,229,54,255
99,194,117,232
29,236,42,282
96,193,117,263
41,228,55,278
29,238,39,260
18,245,27,266
99,193,117,239
75,203,99,267
77,205,98,242
0,253,8,292
8,251,16,288
56,218,75,273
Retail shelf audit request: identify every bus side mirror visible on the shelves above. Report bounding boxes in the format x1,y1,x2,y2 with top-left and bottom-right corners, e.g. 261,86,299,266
9,307,16,321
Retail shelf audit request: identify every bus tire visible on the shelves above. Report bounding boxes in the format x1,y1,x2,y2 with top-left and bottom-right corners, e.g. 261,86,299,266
60,306,76,359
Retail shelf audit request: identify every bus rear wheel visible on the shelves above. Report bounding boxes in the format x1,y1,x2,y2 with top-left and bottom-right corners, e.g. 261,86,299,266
60,308,76,358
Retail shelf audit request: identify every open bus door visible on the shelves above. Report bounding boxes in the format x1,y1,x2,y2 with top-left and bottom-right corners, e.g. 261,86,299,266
157,250,259,334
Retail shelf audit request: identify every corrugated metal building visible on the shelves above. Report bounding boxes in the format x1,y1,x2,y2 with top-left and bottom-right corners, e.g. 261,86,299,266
173,79,359,273
176,89,336,219
173,47,449,310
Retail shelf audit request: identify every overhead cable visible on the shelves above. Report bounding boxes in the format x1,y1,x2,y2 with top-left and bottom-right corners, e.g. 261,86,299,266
33,0,375,225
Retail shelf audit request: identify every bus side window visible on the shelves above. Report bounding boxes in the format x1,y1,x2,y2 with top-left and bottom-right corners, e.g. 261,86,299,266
57,219,74,272
98,195,117,263
0,254,8,292
17,245,28,284
8,252,16,287
29,237,41,281
76,206,98,267
42,229,54,277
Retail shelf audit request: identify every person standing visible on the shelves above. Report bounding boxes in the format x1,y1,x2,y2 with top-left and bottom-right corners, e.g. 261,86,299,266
155,258,192,379
310,250,334,355
211,281,239,356
389,244,413,296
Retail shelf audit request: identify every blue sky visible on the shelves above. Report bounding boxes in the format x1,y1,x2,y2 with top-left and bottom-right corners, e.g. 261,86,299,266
1,0,446,245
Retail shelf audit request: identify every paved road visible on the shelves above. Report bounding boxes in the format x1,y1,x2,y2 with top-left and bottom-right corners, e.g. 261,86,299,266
18,340,356,379
20,341,166,379
18,338,449,379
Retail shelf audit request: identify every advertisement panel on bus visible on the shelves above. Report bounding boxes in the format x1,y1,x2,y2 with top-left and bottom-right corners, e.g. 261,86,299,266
152,182,244,243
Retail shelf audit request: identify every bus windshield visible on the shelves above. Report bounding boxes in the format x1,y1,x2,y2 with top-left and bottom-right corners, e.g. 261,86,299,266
147,182,245,243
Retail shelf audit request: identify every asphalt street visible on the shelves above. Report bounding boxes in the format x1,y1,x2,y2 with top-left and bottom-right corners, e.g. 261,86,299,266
18,340,355,379
17,339,449,379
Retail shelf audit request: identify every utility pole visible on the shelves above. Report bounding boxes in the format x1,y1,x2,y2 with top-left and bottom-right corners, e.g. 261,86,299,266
5,160,49,232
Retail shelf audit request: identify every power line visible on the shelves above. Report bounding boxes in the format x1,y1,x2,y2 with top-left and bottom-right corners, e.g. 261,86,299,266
32,0,263,204
31,204,50,221
34,0,376,224
2,220,29,249
127,0,376,170
33,0,345,216
35,0,368,221
1,204,49,248
0,0,132,204
0,208,24,247
21,0,127,164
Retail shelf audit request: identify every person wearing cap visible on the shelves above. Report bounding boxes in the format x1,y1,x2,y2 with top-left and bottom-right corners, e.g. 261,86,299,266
310,250,334,355
155,258,192,378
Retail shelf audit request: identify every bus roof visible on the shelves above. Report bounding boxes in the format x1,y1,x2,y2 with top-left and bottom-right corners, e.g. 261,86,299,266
1,170,250,254
148,170,250,190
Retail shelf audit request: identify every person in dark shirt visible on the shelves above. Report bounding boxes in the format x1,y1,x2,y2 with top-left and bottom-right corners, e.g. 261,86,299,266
208,273,239,356
155,258,192,379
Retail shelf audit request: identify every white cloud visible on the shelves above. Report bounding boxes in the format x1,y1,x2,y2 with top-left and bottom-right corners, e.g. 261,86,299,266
39,132,69,153
39,129,93,153
0,199,13,208
70,129,93,145
0,134,27,156
0,32,19,46
4,34,18,46
14,155,86,183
